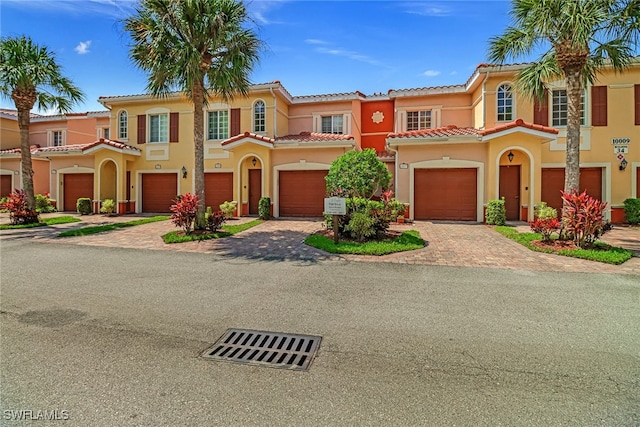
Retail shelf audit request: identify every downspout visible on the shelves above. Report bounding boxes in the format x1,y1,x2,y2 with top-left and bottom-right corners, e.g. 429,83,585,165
269,86,277,138
481,71,490,129
386,140,399,199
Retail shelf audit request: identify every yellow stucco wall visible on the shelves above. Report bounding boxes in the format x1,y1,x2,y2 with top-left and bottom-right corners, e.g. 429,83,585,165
0,117,20,150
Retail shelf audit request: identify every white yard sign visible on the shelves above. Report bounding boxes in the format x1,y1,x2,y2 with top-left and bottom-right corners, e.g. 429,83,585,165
324,197,346,215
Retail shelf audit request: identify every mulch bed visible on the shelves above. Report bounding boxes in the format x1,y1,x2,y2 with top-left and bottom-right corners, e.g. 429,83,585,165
530,239,612,252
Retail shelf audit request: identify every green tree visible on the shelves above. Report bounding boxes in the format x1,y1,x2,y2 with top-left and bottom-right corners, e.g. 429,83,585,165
125,0,262,229
488,0,639,213
326,149,391,199
0,36,84,215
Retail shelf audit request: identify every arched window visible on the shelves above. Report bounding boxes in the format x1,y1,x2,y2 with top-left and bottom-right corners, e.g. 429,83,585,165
497,84,513,121
118,110,128,139
253,100,265,133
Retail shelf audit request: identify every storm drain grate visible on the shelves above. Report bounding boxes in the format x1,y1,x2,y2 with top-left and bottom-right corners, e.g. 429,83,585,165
201,328,322,371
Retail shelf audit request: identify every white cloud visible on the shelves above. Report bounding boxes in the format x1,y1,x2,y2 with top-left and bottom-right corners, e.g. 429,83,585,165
246,0,288,25
3,0,135,18
305,39,328,45
75,40,92,55
423,70,441,77
316,46,382,66
402,2,451,17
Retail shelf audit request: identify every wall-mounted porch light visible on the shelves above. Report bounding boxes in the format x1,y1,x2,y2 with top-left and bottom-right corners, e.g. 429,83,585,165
252,157,257,167
619,158,628,171
181,166,187,179
507,151,514,163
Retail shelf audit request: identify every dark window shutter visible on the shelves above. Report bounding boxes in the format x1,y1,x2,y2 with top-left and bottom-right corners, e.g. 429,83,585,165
635,84,640,126
170,112,179,142
137,115,146,144
533,90,549,126
231,108,240,136
591,86,607,126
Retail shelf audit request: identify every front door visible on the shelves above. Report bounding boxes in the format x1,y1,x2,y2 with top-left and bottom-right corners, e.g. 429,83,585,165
249,169,261,215
499,165,520,221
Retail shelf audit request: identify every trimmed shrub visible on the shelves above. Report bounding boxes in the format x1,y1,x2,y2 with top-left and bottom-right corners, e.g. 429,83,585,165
325,192,404,239
561,190,609,248
0,197,8,213
623,198,640,224
35,193,56,213
205,209,226,232
170,193,200,235
534,201,557,220
344,212,376,241
219,200,237,218
485,198,506,225
258,197,271,220
76,198,92,215
100,199,116,215
1,189,39,225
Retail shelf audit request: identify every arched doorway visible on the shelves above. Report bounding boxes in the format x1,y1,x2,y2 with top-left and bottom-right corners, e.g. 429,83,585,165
246,156,262,215
99,159,117,206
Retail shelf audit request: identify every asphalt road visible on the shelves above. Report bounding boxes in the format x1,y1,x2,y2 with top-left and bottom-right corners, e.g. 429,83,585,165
1,239,639,426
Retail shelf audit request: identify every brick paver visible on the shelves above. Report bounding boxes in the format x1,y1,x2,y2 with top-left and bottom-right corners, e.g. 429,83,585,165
1,213,638,274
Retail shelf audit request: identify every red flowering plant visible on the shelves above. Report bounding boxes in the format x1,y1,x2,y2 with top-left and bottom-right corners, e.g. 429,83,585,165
529,202,560,242
2,190,39,225
170,193,200,235
561,190,610,248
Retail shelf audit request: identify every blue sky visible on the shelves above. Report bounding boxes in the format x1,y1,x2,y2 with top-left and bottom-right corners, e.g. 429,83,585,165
1,0,522,113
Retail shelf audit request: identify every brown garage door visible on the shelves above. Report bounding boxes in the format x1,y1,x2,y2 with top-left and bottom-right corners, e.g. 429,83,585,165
279,170,327,217
541,168,602,215
142,173,177,213
414,168,477,221
204,172,233,211
1,175,12,198
63,173,94,211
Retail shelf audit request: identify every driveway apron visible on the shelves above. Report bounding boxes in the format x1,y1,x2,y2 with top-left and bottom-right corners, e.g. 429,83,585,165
3,215,639,274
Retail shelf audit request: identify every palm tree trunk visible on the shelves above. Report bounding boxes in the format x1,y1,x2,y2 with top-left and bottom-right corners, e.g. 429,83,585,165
17,107,36,211
563,67,583,212
193,80,206,230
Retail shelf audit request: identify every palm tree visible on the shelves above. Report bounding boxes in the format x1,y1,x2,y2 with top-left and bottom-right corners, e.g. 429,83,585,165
488,0,639,211
125,0,262,229
0,35,84,214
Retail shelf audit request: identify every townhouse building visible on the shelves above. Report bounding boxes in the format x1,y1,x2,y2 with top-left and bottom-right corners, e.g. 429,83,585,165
1,60,639,222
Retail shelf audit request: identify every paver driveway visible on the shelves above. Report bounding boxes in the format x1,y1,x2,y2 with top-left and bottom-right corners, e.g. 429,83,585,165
5,214,637,275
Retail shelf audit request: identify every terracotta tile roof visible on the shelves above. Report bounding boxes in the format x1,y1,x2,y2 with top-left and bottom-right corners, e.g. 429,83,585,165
20,139,141,154
275,132,355,142
387,125,481,139
376,150,396,161
0,108,43,119
221,131,275,146
81,138,141,152
0,144,41,154
479,118,558,136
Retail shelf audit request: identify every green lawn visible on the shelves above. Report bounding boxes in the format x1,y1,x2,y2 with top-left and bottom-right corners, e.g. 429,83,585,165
0,215,80,230
304,230,424,256
57,216,170,237
494,226,633,265
162,220,262,243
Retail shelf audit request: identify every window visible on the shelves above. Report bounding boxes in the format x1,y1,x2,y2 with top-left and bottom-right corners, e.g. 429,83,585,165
52,131,64,146
552,89,585,126
497,84,513,121
253,100,265,133
118,110,128,139
321,115,343,134
149,113,168,143
406,110,431,131
103,127,110,139
208,110,229,140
